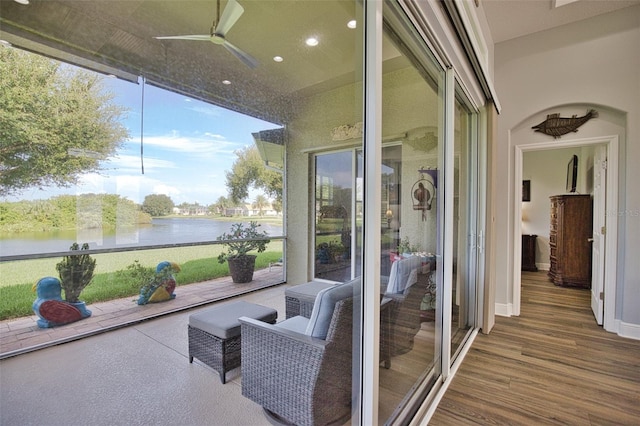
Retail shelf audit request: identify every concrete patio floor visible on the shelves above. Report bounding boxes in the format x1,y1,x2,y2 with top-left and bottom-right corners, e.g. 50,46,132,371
0,273,287,426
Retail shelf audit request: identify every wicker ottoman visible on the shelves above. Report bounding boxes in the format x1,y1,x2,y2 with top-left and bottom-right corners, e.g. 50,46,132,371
284,281,335,319
188,301,277,384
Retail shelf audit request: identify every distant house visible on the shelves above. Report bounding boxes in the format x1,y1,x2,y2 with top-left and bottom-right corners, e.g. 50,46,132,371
175,204,209,216
246,203,279,217
223,203,280,217
224,206,247,217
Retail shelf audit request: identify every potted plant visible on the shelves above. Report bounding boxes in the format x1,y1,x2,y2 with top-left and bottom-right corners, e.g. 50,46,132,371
55,242,95,317
217,221,270,283
397,237,420,256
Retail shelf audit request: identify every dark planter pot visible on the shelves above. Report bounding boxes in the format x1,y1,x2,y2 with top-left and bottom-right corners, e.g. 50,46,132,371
227,255,257,283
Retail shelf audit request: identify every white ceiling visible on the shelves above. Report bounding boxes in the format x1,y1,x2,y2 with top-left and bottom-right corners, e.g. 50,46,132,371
482,0,640,43
1,0,638,122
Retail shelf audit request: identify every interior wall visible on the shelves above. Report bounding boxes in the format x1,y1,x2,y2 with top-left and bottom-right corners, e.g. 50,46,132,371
522,147,591,269
493,5,640,337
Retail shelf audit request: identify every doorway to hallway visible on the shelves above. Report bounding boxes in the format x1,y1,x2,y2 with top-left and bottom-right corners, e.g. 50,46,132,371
514,135,619,332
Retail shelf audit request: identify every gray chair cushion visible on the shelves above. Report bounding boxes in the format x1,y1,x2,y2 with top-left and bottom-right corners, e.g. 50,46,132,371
189,301,277,339
385,255,420,295
274,315,309,334
305,278,355,339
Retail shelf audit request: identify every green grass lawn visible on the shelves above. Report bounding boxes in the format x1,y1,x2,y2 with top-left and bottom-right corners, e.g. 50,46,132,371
0,242,283,321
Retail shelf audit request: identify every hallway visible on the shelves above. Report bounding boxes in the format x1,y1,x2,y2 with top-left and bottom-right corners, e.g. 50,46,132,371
431,271,640,424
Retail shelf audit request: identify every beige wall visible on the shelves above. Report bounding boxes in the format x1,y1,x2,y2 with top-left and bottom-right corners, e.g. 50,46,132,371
493,5,640,335
522,146,594,269
285,65,441,285
285,81,362,285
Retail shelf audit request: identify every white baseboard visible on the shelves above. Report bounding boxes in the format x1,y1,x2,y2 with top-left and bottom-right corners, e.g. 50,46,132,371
617,320,640,340
536,263,550,271
495,303,513,317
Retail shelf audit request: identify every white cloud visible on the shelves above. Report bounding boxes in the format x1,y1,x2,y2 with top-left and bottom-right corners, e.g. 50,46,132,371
77,173,107,193
203,132,226,139
152,184,181,197
125,132,236,157
187,105,223,117
104,154,176,173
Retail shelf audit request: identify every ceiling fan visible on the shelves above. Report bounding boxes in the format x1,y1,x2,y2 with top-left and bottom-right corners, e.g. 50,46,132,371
154,0,258,69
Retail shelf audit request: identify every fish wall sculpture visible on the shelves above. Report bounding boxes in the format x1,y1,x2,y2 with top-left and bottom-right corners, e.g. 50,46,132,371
532,109,598,138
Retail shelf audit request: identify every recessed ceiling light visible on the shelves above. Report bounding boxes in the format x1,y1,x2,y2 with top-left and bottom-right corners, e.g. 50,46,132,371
222,80,231,85
347,20,357,29
14,0,30,4
305,37,319,47
273,56,283,62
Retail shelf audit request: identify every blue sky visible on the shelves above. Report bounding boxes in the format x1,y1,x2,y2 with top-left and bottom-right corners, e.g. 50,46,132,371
14,75,278,206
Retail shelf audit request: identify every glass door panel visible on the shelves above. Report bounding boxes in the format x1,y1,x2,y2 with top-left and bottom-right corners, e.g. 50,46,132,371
450,89,477,360
378,16,445,424
314,151,354,282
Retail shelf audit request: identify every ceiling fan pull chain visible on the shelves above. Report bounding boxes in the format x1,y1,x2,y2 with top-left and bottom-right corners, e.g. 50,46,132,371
140,75,145,175
215,0,220,30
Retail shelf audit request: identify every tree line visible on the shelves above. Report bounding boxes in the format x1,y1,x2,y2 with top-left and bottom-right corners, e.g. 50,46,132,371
141,191,282,218
0,189,283,235
0,194,151,233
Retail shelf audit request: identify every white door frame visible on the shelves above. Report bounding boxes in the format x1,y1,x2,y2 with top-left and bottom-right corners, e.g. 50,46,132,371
513,135,618,333
591,145,607,325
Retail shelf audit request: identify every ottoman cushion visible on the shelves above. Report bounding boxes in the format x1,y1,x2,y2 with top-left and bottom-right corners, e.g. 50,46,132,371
285,281,335,304
189,301,277,339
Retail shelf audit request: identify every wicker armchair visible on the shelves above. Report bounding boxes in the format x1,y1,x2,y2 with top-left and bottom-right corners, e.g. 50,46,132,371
382,255,424,361
239,281,354,426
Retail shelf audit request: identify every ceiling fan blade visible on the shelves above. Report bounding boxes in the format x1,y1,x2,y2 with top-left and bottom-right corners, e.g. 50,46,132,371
154,35,211,41
215,0,244,37
223,40,258,69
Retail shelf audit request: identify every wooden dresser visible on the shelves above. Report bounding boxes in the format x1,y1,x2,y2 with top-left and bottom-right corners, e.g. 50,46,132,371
548,195,593,288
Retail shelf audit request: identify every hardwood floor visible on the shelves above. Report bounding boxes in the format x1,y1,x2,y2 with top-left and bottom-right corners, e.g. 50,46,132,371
430,271,640,425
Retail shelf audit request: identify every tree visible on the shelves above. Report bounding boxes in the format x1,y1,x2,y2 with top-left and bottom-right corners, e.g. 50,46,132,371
253,194,268,216
271,199,282,214
213,196,230,215
225,145,283,204
0,47,129,196
142,194,174,216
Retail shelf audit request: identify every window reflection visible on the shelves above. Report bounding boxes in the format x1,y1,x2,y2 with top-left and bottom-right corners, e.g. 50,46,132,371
378,25,444,423
451,91,476,360
315,151,354,282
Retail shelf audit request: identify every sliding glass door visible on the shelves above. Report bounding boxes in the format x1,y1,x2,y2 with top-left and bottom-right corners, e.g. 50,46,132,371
450,86,478,360
314,151,358,282
376,14,445,423
309,3,483,424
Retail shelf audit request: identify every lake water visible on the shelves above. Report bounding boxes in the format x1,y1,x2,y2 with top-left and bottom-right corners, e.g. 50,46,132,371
0,218,284,256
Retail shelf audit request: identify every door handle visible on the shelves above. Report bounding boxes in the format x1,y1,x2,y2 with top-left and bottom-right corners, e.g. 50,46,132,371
587,238,594,242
